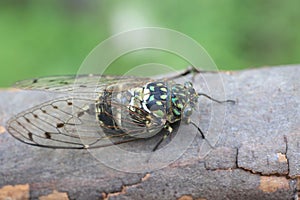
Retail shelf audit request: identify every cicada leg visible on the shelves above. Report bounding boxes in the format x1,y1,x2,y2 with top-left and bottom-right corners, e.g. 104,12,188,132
152,120,215,151
163,66,220,82
189,120,214,149
152,123,173,151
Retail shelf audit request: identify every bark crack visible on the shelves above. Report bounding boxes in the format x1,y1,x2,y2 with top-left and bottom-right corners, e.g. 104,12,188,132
102,173,151,199
236,146,290,177
235,147,239,169
283,135,290,177
204,147,290,178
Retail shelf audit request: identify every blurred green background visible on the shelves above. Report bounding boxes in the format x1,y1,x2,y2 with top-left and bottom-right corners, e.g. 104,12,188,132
1,0,299,87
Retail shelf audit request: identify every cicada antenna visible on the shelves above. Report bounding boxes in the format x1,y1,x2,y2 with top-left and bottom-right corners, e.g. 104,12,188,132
197,93,236,104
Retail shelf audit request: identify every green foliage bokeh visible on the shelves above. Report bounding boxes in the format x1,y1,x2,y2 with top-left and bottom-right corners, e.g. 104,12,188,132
0,0,299,87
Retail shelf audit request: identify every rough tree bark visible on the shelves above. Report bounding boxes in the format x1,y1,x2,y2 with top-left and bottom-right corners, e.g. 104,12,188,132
0,65,299,200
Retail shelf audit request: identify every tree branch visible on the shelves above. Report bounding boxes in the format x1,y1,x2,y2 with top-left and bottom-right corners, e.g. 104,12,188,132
0,65,299,200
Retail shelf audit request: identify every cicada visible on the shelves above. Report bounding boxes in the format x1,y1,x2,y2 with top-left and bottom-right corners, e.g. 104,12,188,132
7,73,234,151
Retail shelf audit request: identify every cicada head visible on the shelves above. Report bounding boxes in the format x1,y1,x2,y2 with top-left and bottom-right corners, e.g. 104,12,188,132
166,81,198,123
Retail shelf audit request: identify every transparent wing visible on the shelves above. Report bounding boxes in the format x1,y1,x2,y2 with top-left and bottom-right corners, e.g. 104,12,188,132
7,97,164,149
13,75,153,94
7,97,96,149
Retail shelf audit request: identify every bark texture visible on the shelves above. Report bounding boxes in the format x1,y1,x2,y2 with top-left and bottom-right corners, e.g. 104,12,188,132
0,65,299,200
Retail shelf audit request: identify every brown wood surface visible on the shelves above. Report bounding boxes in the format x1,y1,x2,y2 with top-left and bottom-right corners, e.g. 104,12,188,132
0,65,299,200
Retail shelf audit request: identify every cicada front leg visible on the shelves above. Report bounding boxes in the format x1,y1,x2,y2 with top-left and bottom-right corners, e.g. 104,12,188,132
151,123,174,151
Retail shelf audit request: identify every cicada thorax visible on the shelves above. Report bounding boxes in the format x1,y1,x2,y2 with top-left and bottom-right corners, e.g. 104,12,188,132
95,80,198,138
